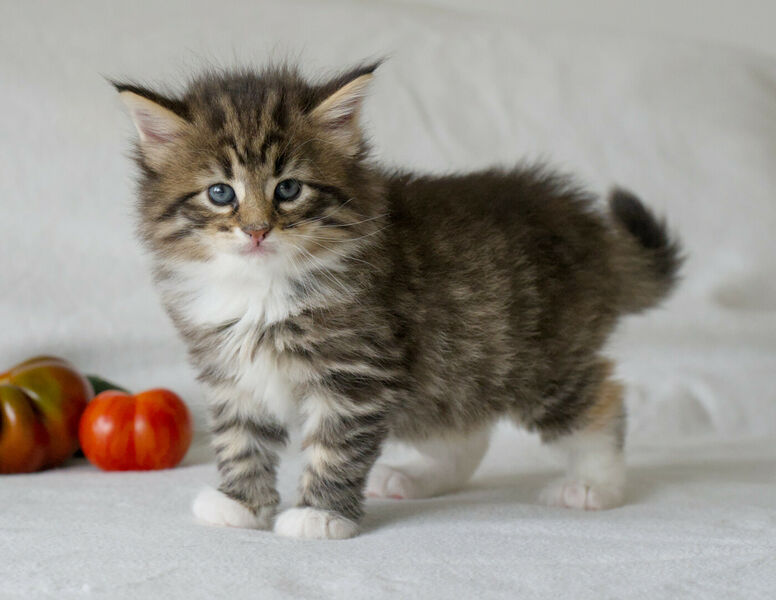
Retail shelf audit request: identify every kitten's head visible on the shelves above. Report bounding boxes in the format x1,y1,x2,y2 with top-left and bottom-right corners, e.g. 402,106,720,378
115,62,384,271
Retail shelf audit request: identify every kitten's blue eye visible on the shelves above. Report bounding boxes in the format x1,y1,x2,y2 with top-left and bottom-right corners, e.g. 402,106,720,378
274,179,302,202
208,183,236,206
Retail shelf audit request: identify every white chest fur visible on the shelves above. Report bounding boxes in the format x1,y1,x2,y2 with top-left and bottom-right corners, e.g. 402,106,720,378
160,252,305,424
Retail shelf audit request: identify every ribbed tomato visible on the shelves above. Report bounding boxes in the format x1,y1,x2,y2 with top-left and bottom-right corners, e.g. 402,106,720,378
78,389,192,470
0,356,93,473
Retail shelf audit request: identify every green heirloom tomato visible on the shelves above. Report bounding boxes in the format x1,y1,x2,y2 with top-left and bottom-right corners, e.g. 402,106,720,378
0,356,93,473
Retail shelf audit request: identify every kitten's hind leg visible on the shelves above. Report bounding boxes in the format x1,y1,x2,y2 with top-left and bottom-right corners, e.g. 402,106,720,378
366,427,491,500
538,371,626,510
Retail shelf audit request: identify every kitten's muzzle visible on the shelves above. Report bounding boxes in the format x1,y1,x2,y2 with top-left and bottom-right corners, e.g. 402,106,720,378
241,224,271,247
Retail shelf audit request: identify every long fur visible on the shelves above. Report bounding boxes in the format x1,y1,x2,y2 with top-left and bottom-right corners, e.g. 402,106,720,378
116,63,681,532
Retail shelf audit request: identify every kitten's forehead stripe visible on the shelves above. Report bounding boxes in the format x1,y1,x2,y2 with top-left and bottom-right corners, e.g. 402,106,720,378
216,135,239,161
205,103,226,131
273,150,288,177
272,89,288,130
258,131,284,166
217,155,233,180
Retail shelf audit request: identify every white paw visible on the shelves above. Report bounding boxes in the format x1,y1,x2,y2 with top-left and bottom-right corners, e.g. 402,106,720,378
366,464,423,499
273,507,359,540
539,479,624,510
192,488,273,529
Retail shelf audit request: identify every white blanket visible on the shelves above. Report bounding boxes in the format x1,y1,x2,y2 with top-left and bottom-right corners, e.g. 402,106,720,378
1,1,775,597
2,433,775,599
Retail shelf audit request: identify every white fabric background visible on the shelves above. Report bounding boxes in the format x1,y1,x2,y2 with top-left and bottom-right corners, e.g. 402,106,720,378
394,0,776,58
1,1,775,598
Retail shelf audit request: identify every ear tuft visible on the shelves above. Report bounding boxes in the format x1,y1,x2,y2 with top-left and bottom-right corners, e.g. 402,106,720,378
111,80,189,118
310,62,380,153
115,85,189,167
311,73,373,129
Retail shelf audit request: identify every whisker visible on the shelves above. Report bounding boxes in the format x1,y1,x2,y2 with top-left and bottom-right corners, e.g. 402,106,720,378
288,242,360,303
316,213,389,228
301,238,380,271
291,225,390,244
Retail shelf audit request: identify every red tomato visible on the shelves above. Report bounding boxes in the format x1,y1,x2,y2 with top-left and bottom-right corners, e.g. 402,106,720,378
79,389,192,470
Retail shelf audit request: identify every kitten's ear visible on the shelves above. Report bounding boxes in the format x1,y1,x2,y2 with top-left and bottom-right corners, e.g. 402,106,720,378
114,83,189,168
310,63,379,154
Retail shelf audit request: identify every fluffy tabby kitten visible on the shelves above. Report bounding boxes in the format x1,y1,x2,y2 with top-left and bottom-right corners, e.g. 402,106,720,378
115,62,680,539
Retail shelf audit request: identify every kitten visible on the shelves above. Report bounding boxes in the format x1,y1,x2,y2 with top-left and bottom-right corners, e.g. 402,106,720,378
115,62,680,539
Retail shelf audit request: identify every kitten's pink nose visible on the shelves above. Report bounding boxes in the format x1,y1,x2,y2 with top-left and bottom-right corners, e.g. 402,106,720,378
241,224,270,246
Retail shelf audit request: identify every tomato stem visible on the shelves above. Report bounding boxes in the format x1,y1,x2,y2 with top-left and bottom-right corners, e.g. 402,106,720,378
86,375,130,396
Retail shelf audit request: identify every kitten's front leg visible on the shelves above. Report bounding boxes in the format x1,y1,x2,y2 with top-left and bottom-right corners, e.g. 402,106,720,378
274,397,387,540
193,392,288,530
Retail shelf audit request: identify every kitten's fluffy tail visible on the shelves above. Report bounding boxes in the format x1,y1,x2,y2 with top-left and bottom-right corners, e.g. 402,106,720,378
608,188,683,314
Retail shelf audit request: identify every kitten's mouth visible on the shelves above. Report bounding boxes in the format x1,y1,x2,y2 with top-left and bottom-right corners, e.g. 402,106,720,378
241,241,274,256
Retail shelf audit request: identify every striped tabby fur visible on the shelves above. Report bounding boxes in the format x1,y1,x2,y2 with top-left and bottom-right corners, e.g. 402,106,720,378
115,62,681,538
